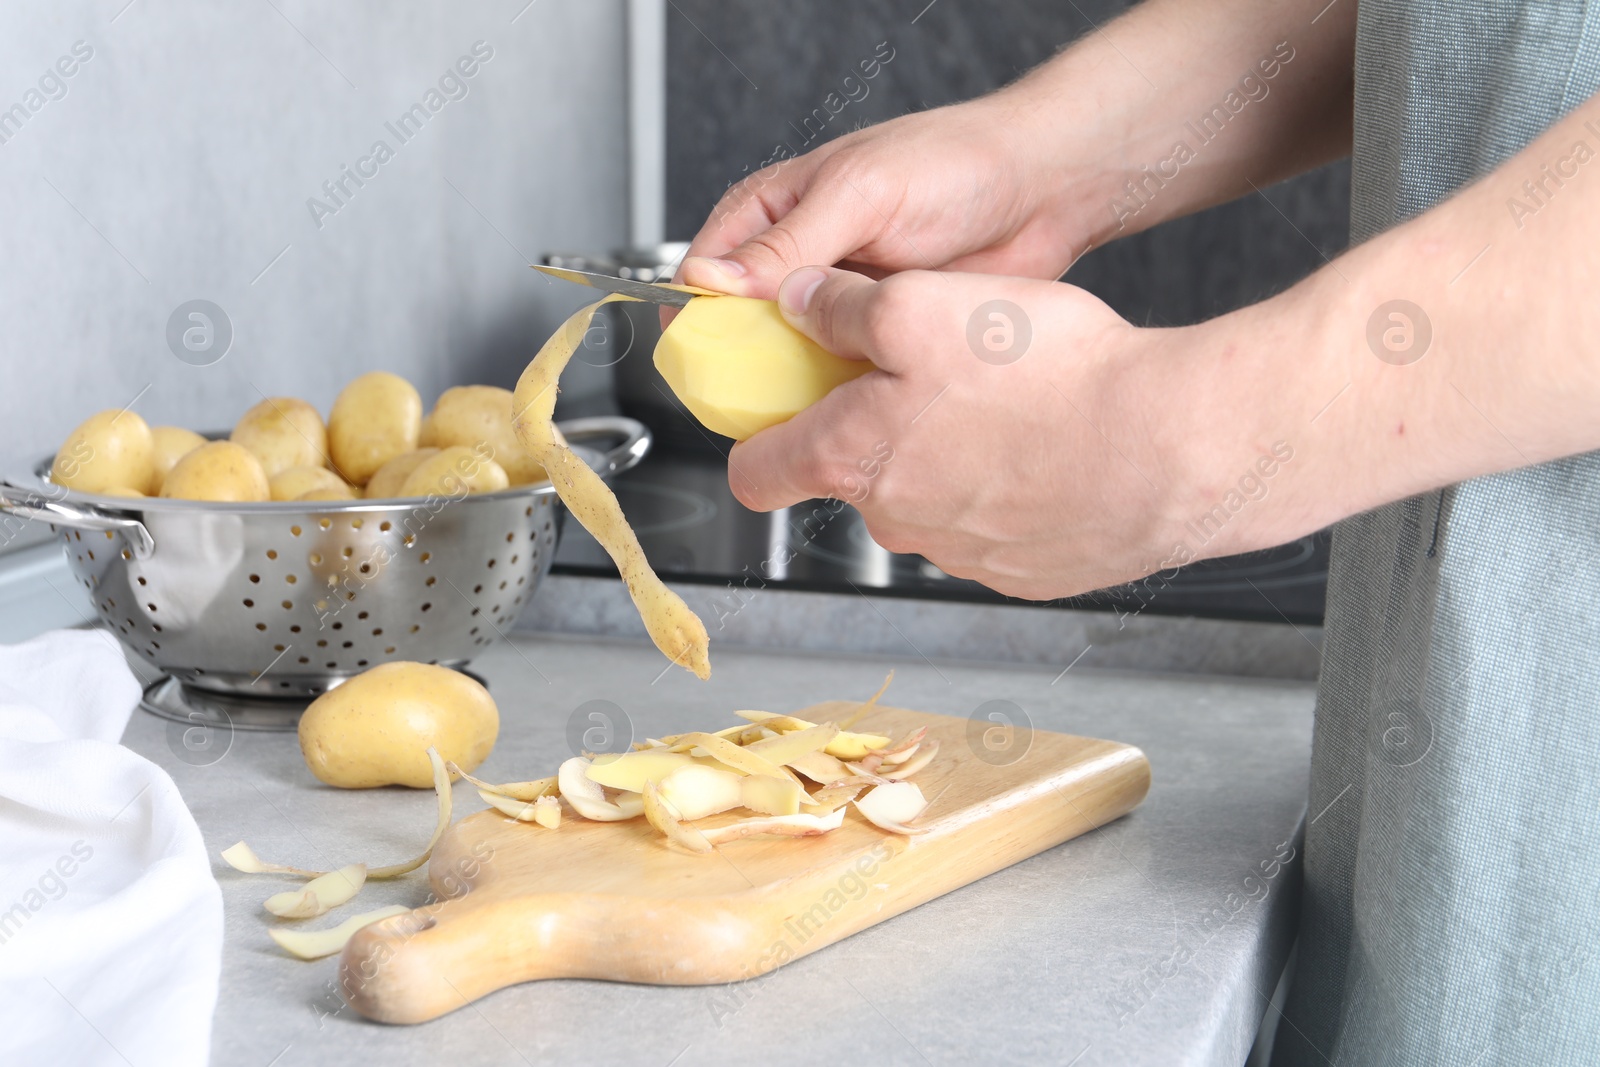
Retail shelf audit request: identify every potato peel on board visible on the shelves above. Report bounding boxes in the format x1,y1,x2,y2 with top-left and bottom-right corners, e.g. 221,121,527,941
487,676,936,853
511,294,711,680
447,762,557,804
855,781,931,835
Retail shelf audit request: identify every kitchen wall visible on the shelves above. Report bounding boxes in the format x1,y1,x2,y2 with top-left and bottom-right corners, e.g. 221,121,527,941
665,0,1351,327
0,1,630,470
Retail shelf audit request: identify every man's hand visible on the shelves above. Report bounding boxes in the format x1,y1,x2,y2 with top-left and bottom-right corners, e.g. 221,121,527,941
675,0,1355,306
676,100,1091,301
727,267,1309,600
727,83,1600,605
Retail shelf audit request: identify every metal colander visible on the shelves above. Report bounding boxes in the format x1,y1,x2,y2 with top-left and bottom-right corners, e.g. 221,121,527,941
0,417,647,698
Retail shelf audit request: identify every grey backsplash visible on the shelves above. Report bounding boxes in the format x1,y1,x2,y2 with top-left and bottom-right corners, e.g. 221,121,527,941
0,1,629,470
665,0,1351,326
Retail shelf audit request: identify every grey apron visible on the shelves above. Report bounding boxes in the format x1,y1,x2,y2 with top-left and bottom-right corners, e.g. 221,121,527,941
1272,3,1600,1065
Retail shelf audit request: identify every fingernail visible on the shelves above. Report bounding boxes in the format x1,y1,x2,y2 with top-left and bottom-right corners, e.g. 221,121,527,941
686,255,745,279
780,268,827,315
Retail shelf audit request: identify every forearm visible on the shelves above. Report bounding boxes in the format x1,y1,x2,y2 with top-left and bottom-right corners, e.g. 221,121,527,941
1183,90,1600,547
989,0,1355,249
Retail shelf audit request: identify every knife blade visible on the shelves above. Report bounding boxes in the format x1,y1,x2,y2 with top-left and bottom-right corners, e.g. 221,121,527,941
532,264,721,309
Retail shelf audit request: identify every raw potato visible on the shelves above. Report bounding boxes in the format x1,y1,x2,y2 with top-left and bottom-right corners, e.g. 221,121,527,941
397,445,509,498
328,371,422,486
149,425,207,490
513,295,711,679
269,465,353,502
427,385,548,485
231,397,329,478
654,296,873,440
297,662,498,789
297,486,354,502
51,409,157,495
101,487,146,499
159,441,270,502
364,448,439,499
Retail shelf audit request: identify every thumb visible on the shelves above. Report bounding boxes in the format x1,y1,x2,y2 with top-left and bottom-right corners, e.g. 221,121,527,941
775,266,884,363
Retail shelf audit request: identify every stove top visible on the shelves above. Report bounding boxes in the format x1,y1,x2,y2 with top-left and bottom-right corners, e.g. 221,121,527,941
552,448,1329,626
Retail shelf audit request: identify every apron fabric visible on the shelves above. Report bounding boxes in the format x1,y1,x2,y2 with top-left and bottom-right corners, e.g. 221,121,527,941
1272,3,1600,1065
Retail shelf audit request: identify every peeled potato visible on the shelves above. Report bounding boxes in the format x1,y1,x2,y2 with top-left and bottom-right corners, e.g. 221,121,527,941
364,448,439,499
297,662,499,789
269,465,353,502
149,426,207,490
231,397,328,478
654,296,872,440
51,410,157,495
160,441,270,502
328,372,421,486
397,445,508,498
426,385,547,485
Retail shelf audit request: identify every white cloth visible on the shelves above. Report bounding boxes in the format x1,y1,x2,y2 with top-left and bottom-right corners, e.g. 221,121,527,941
0,630,222,1067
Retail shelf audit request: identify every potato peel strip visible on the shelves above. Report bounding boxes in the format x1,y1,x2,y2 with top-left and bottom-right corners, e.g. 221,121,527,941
221,747,452,881
837,670,894,730
263,864,367,919
512,295,711,680
269,905,409,960
448,762,557,803
667,732,797,781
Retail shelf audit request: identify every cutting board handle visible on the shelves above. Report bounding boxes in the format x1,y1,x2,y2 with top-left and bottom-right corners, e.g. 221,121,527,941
338,890,770,1023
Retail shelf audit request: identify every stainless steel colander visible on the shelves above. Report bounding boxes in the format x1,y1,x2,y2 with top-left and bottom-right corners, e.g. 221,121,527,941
0,416,647,698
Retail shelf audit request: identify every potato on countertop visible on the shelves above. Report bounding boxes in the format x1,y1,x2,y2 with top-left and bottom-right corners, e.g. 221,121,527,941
297,662,499,789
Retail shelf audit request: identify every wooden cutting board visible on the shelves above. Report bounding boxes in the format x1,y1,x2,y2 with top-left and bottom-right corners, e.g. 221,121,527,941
340,702,1150,1023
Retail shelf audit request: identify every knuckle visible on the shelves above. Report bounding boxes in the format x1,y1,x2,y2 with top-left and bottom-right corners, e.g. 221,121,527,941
741,225,806,270
860,273,925,350
809,282,845,348
812,457,862,502
863,521,918,557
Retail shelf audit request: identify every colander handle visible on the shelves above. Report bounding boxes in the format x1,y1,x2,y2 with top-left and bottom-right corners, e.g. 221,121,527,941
0,479,156,560
556,416,651,477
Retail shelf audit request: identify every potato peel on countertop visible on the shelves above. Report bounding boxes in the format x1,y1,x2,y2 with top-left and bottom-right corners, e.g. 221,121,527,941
222,747,452,883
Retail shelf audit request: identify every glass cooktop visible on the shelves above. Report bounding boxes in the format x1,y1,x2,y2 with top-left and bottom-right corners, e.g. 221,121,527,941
551,446,1329,626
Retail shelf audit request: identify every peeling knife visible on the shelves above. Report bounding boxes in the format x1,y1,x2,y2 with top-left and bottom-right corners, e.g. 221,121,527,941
531,264,721,308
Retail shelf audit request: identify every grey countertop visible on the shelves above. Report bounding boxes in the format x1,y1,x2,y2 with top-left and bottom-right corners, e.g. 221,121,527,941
116,630,1314,1067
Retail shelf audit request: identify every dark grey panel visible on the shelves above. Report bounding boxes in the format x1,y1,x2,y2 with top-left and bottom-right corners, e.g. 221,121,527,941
666,0,1350,326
